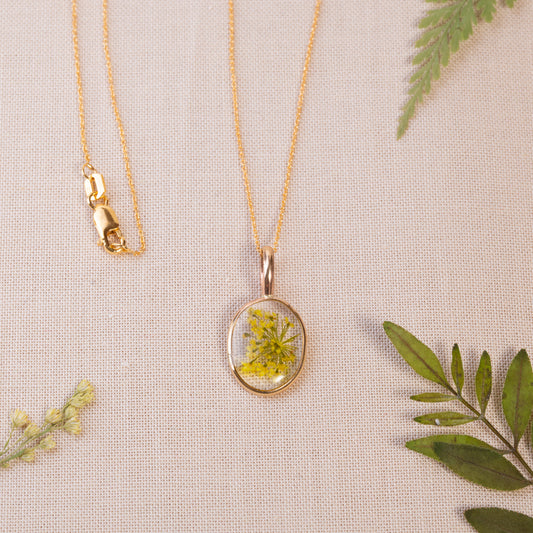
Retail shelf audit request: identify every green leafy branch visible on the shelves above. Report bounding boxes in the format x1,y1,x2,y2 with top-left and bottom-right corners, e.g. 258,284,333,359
384,321,533,531
0,380,94,468
398,0,516,139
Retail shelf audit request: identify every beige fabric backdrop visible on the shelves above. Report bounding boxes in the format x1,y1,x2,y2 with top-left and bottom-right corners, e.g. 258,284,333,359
0,0,532,531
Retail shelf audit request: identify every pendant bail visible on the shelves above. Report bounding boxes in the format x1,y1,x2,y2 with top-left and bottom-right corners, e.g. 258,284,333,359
260,246,274,297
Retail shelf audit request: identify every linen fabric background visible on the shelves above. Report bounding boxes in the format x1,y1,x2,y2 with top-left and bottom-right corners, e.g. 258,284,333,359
0,1,532,531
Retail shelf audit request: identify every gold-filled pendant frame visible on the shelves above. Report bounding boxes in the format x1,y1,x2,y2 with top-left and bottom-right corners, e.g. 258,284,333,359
227,247,307,395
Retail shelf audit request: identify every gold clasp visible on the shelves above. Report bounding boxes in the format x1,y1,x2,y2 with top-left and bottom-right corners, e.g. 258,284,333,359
83,166,126,254
93,204,126,254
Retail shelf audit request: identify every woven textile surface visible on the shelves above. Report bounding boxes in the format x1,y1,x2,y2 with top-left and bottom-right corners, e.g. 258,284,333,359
0,1,532,531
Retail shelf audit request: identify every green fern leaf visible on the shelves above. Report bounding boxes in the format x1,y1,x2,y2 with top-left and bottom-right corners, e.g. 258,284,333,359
409,68,426,84
460,0,475,39
420,6,457,28
432,56,441,80
416,26,446,47
413,43,439,65
450,26,462,53
397,0,517,139
476,0,497,22
440,38,450,66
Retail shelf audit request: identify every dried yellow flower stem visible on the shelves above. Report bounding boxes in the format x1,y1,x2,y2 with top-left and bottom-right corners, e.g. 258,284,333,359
0,380,94,468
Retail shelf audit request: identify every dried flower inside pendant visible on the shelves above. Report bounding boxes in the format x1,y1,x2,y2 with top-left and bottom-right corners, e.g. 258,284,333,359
239,308,299,379
228,298,306,394
228,247,306,394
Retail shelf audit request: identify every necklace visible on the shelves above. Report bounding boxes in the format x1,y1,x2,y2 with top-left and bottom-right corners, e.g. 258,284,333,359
71,0,145,255
227,0,321,394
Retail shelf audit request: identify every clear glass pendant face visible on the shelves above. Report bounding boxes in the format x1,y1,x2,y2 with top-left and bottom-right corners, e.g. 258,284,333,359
228,297,306,394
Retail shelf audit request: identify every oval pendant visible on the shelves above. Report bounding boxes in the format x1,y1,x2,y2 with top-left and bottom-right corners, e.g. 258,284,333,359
227,247,306,394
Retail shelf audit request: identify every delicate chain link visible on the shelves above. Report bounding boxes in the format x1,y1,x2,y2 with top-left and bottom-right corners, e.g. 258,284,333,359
72,0,145,255
228,0,321,255
71,0,91,166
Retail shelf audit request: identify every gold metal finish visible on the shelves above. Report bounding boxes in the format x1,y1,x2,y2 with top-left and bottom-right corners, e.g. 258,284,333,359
72,0,145,255
228,0,321,255
84,172,107,206
83,170,126,253
227,2,318,394
227,296,307,395
93,204,125,253
260,246,274,297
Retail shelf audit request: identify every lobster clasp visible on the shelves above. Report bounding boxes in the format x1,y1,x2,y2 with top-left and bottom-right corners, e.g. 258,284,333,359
93,204,126,254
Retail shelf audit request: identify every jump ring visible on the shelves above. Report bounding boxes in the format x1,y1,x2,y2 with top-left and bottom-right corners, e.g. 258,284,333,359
82,162,96,179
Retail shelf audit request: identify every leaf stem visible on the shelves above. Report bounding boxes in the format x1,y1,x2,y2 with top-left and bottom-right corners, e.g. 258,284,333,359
454,392,533,480
0,430,27,458
0,425,55,468
0,425,16,457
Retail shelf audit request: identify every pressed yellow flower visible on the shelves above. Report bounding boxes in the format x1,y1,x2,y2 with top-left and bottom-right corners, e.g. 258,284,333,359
239,308,299,380
81,391,94,406
20,448,35,462
23,423,41,439
64,417,81,435
69,395,84,408
44,408,62,425
0,380,94,469
10,409,29,428
70,390,93,408
76,380,94,394
64,405,77,420
38,436,56,451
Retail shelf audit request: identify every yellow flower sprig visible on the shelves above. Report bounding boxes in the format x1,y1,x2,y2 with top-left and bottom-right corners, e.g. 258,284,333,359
0,380,94,468
239,308,299,380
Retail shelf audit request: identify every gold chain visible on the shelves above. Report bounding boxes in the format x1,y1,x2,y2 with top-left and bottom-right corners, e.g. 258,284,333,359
228,0,321,255
72,0,145,255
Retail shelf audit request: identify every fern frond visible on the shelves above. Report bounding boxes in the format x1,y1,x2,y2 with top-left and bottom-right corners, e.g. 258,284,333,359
477,0,497,22
397,0,516,139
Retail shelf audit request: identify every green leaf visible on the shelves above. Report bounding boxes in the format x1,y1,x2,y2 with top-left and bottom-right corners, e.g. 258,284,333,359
450,27,462,53
398,0,517,138
408,81,425,95
431,55,441,80
416,26,446,48
406,434,499,462
383,322,450,388
477,0,497,23
502,350,533,447
410,392,456,402
465,507,533,532
415,412,476,426
459,0,475,39
476,351,492,415
409,68,426,84
413,44,438,65
451,344,464,394
440,37,450,67
434,443,530,490
419,5,456,28
397,96,417,139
